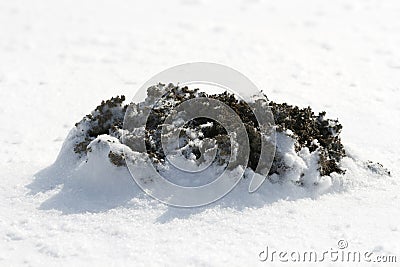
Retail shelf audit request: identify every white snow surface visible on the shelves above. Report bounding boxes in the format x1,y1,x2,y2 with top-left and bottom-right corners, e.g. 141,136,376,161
1,0,400,266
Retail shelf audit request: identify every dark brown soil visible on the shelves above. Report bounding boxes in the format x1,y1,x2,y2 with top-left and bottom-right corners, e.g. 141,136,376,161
73,85,347,178
74,96,127,155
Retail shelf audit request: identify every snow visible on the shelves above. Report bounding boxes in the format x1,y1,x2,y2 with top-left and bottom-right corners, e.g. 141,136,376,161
1,0,400,266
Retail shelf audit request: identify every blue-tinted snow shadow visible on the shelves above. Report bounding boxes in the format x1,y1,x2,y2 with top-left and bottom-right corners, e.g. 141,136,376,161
155,179,338,223
156,152,396,224
27,145,389,219
28,162,331,216
27,151,348,217
27,162,144,214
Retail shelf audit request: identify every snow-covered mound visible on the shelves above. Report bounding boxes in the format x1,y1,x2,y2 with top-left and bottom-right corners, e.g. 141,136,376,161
28,84,390,211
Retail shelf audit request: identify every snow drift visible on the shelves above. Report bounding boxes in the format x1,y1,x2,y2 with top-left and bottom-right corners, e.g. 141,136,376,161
28,84,391,212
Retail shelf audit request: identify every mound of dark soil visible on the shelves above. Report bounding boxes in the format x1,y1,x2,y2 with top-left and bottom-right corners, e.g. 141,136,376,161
73,84,346,179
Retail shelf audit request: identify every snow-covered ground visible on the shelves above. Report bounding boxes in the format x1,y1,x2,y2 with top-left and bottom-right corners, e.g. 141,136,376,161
1,0,399,266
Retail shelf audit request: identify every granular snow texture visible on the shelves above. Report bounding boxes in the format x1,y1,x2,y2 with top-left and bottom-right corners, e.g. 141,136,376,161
1,0,399,266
